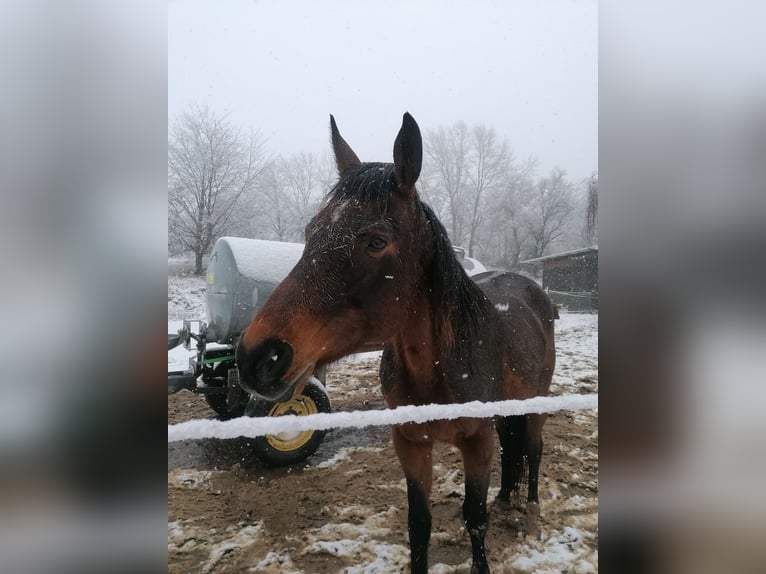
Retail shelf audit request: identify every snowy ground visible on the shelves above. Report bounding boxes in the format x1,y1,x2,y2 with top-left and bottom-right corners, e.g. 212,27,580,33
168,275,598,573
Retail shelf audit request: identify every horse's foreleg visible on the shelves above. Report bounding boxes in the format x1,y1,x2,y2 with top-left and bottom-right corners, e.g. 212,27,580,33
494,415,525,510
392,425,433,574
457,429,494,574
524,413,546,539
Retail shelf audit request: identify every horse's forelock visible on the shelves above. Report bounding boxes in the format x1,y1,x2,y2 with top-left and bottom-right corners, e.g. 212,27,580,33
327,163,395,212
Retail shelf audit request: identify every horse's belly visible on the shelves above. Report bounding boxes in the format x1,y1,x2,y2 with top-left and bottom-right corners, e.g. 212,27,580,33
503,363,542,400
395,418,491,445
381,360,495,444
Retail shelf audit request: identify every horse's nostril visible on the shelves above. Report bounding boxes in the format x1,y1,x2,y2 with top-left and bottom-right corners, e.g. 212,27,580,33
265,342,291,371
237,337,294,397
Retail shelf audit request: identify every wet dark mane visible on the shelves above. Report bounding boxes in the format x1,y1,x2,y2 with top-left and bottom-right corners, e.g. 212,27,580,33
419,201,493,353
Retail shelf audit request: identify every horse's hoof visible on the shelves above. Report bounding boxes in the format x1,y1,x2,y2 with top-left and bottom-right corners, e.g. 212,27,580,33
470,563,490,574
524,502,541,539
493,495,512,512
494,490,522,512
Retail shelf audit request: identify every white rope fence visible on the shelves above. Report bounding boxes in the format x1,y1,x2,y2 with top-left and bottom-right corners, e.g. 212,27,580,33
546,289,597,299
168,393,597,443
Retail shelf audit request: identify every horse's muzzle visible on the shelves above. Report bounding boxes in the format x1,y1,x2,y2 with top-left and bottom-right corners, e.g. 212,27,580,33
236,337,297,401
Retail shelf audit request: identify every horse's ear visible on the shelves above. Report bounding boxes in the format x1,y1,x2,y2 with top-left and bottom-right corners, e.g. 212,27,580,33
330,115,361,175
393,112,422,191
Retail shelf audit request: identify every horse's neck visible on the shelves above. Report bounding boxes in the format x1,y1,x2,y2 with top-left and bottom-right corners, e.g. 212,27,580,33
391,292,443,379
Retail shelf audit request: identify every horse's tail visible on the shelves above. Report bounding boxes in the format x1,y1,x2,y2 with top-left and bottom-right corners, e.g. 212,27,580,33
524,282,558,327
523,282,557,399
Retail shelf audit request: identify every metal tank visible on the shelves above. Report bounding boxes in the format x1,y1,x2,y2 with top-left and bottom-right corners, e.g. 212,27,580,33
205,237,305,343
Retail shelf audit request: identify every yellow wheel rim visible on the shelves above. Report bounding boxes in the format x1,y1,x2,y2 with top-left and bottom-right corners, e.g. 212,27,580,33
265,394,319,452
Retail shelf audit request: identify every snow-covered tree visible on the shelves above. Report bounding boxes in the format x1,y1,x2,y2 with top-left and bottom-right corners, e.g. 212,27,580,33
168,105,268,274
423,122,513,256
524,167,576,258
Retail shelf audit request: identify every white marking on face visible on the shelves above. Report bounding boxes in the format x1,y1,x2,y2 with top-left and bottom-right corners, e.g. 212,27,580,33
331,200,349,224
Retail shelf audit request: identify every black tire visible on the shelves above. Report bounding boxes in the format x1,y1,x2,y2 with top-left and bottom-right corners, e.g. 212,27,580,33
203,362,249,420
246,378,331,467
204,388,247,420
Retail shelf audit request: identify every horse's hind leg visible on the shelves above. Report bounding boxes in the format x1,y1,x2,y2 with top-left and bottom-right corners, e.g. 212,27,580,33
392,426,434,574
494,415,525,511
457,428,494,574
524,413,547,539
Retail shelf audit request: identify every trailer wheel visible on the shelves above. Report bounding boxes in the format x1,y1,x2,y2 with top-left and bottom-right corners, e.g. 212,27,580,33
246,378,331,467
204,386,248,419
203,363,248,420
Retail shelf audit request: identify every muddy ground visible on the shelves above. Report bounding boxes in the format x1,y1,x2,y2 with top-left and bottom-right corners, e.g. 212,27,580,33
168,349,598,573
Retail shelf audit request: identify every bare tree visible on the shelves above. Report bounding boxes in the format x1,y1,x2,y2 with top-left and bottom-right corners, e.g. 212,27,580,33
280,152,327,239
482,157,537,268
416,167,449,223
256,152,330,241
423,122,513,256
257,164,292,241
423,122,470,244
524,167,576,258
168,105,268,274
465,125,512,257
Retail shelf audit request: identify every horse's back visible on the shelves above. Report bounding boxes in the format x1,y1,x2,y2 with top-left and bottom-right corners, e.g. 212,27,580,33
473,271,556,397
473,271,556,330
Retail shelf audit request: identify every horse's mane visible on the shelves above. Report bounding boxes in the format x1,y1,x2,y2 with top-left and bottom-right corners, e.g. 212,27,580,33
419,201,493,353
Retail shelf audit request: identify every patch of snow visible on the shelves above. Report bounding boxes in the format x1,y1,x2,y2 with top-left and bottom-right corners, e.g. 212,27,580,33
510,526,597,574
167,469,212,489
564,495,589,511
430,560,472,573
551,312,598,394
302,505,409,573
167,316,202,372
167,520,186,546
433,467,463,498
315,446,383,469
203,523,264,573
249,551,300,573
168,275,207,320
344,351,384,364
221,237,305,285
168,519,205,554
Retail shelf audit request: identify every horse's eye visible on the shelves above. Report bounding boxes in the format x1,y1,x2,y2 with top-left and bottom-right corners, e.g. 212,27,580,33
367,237,388,252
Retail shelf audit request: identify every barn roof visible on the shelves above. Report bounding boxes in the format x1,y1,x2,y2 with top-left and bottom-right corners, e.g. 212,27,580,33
520,245,598,264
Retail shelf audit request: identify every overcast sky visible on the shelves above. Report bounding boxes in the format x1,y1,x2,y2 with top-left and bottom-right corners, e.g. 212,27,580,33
169,0,597,182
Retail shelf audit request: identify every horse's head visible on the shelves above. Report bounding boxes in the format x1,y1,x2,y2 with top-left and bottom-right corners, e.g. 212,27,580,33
236,113,425,400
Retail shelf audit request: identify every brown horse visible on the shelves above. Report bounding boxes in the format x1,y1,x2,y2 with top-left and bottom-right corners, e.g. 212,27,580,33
236,114,556,574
